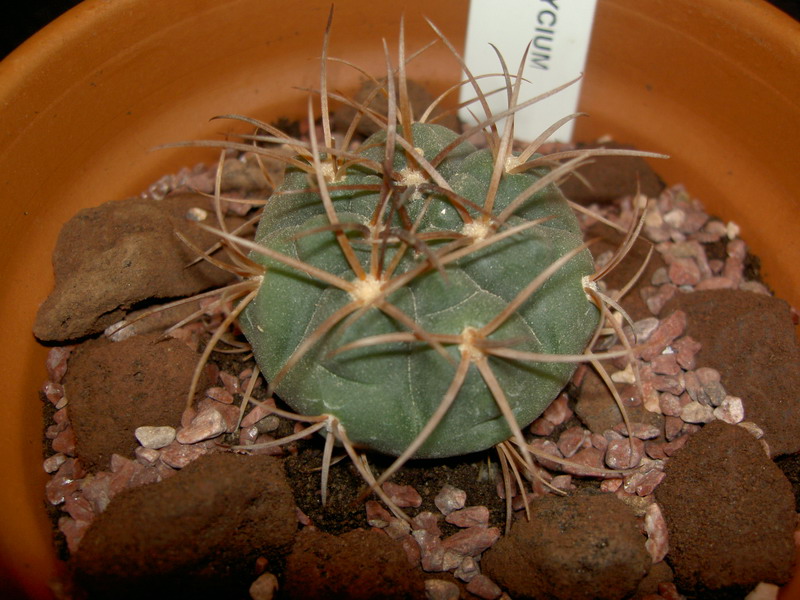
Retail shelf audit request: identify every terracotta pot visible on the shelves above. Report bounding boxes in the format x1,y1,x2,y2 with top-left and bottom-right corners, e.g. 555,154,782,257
1,0,797,597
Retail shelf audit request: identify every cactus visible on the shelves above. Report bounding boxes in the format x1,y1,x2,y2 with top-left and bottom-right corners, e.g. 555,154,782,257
239,120,598,459
178,15,662,515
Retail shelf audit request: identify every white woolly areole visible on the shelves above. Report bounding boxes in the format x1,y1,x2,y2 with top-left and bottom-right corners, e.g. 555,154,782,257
349,274,384,305
320,161,344,183
461,220,491,241
458,326,483,361
504,154,523,173
399,167,427,187
582,275,600,303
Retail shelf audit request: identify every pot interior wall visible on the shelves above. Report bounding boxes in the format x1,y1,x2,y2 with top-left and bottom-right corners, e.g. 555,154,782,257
0,0,797,597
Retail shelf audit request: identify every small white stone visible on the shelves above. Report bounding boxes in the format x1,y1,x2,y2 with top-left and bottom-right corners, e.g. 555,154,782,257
610,363,636,384
713,396,745,424
249,572,278,600
726,220,741,239
680,401,716,424
663,208,686,228
135,426,176,449
185,207,208,222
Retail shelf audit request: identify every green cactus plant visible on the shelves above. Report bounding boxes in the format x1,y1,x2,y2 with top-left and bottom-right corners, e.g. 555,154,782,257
177,14,662,516
240,119,598,460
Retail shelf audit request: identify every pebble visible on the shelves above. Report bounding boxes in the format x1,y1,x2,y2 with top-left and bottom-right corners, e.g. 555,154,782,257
51,426,76,456
590,432,609,451
134,446,160,465
644,441,668,460
445,506,490,528
738,421,765,439
662,435,690,456
644,284,677,315
556,426,589,458
682,371,706,404
42,381,65,406
442,526,501,557
560,447,606,476
238,426,260,445
665,414,686,441
134,425,176,449
680,401,715,424
650,373,685,395
45,346,72,383
413,528,446,572
412,511,442,537
541,393,573,425
58,516,91,554
659,392,684,417
667,256,701,286
159,441,208,468
650,353,681,376
399,533,422,566
205,386,234,404
176,406,226,444
385,519,411,541
696,276,735,290
240,400,276,428
643,502,669,563
624,464,665,496
528,438,564,471
207,401,241,433
694,366,720,385
43,453,67,473
702,380,727,407
424,579,460,600
600,478,623,493
382,482,423,508
219,371,241,395
632,317,661,343
672,336,701,369
713,395,745,424
611,364,636,384
454,556,481,582
434,484,467,515
63,494,94,523
366,500,394,528
529,417,555,436
249,572,279,600
466,574,503,600
550,474,576,492
605,437,645,469
638,310,687,361
612,422,661,440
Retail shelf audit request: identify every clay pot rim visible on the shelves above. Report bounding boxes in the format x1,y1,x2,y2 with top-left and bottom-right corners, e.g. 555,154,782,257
1,1,799,598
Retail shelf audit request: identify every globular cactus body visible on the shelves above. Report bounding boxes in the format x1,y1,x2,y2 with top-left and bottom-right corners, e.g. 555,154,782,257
240,122,598,458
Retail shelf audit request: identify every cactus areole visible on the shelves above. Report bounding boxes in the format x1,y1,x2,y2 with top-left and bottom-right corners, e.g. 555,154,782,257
240,122,599,458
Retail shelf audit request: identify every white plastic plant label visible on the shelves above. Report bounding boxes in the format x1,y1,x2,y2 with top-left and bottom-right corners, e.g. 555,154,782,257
460,0,598,142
